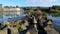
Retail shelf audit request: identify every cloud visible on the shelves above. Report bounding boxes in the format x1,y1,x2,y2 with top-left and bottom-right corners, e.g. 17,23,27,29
25,0,57,3
40,0,57,2
25,0,38,3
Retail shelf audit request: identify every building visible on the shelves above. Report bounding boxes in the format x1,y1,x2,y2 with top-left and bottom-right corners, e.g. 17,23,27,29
3,6,24,16
0,4,25,17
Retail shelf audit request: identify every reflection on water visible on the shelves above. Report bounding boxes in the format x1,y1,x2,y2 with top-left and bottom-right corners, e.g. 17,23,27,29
0,16,8,22
0,14,26,23
0,14,60,24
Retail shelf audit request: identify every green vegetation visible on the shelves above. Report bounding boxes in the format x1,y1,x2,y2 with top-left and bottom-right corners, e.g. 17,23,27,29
21,6,60,17
26,8,44,18
49,6,60,16
0,23,5,30
13,21,23,32
43,12,48,16
13,21,20,28
18,27,23,32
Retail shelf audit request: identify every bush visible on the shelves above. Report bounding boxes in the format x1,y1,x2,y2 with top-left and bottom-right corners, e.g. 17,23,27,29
13,21,23,32
0,23,4,30
18,27,23,32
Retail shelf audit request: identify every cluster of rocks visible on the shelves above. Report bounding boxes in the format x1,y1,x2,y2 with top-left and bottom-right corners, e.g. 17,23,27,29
19,15,59,34
17,15,52,34
0,13,59,34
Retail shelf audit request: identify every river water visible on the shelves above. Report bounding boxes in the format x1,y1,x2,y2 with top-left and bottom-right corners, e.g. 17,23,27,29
47,15,60,25
0,14,60,25
47,15,60,33
0,14,26,23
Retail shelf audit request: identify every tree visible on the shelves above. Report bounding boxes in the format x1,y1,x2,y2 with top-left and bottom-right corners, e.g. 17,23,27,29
16,6,19,8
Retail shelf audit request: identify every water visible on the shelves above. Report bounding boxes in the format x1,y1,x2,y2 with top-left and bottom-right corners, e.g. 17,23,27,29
47,15,60,25
0,14,26,23
0,14,60,24
47,15,60,33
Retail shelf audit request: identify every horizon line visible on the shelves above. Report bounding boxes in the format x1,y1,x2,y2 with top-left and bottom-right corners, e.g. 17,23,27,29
1,4,60,7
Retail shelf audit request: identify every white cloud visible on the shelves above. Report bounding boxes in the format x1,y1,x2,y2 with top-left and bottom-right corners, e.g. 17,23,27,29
26,0,38,3
40,0,57,2
25,0,57,3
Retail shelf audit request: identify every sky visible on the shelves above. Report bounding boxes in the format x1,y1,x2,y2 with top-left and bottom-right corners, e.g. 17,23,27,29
0,0,60,7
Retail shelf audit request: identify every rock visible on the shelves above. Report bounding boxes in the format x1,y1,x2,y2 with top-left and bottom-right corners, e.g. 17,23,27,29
44,19,59,34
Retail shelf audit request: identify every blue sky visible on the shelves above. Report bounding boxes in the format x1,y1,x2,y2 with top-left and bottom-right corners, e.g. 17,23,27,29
0,0,60,7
